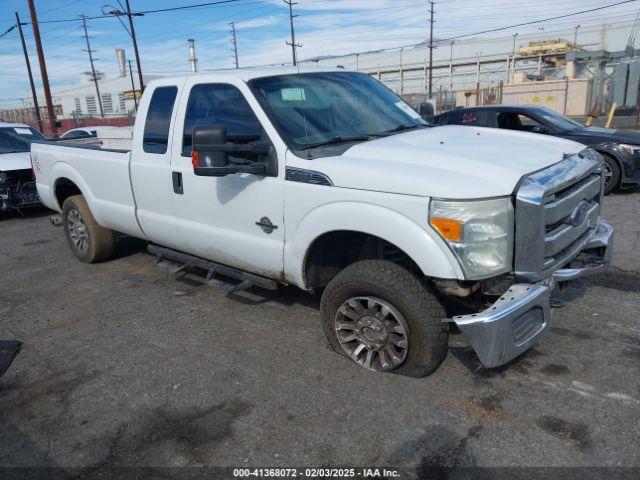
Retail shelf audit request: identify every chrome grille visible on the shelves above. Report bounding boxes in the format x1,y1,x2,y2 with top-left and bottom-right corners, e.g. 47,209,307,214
514,149,604,282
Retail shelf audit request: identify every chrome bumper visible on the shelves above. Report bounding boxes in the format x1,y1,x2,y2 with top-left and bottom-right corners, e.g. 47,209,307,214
452,219,613,369
552,220,613,281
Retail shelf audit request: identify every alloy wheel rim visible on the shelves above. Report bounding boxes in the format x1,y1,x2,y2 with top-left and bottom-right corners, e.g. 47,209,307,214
67,208,89,253
335,296,409,372
603,162,612,186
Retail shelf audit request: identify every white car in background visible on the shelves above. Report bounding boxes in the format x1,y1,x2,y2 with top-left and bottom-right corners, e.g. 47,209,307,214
59,127,100,143
0,122,43,212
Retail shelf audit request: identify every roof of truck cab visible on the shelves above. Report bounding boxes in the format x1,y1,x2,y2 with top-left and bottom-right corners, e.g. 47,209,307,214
148,66,352,84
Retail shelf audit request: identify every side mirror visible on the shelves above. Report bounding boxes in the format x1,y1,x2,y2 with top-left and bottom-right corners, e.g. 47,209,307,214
419,102,435,122
531,125,548,134
191,125,272,177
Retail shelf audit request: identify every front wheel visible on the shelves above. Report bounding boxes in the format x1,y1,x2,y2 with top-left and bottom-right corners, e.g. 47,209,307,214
320,260,449,377
602,154,621,195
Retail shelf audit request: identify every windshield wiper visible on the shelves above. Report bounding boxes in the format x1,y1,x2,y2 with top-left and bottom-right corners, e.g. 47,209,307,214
372,123,427,137
304,134,372,149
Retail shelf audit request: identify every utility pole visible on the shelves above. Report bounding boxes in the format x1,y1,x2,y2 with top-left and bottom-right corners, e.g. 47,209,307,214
284,0,301,66
27,0,57,136
448,40,454,92
128,59,138,111
427,1,435,98
230,22,239,69
600,23,608,51
15,11,43,132
475,51,482,105
399,48,404,96
81,15,104,118
573,24,581,49
187,38,198,73
125,0,145,93
511,32,518,82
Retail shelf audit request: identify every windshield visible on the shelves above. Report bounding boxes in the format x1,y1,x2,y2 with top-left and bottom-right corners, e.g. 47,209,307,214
535,108,583,132
0,127,45,154
248,72,427,151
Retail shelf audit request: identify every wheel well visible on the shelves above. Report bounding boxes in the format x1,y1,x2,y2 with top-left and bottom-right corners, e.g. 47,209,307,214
54,178,82,209
596,150,622,171
304,231,422,289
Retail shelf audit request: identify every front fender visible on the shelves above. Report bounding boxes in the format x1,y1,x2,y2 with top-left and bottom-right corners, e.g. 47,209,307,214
593,143,628,174
284,201,463,289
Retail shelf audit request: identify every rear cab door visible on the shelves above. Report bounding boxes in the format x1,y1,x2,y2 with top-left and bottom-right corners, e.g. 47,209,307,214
130,78,185,249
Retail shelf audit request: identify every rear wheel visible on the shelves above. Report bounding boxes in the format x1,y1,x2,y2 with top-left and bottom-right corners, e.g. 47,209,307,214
62,195,114,263
602,154,621,195
320,260,449,377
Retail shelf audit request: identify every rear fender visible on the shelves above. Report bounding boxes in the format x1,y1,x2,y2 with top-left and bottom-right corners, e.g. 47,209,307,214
49,162,100,219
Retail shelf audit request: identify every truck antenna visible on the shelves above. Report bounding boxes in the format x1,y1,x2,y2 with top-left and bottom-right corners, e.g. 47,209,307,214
294,62,311,158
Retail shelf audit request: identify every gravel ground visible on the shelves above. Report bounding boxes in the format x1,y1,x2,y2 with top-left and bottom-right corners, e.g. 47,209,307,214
0,192,639,475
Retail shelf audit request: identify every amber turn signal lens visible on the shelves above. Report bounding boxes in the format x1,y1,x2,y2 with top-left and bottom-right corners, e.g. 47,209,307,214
431,217,462,242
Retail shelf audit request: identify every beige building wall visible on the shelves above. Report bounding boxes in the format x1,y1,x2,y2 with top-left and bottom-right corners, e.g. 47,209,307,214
502,78,592,116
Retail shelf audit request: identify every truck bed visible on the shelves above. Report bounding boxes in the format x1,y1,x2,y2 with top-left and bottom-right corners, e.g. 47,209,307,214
31,141,144,238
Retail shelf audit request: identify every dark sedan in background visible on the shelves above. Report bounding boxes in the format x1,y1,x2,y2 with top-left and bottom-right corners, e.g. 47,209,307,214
434,105,640,194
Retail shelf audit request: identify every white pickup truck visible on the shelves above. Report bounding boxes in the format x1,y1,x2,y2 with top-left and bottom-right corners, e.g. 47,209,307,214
32,68,613,377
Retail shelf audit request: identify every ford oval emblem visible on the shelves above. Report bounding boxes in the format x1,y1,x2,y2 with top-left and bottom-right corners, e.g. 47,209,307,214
569,201,590,227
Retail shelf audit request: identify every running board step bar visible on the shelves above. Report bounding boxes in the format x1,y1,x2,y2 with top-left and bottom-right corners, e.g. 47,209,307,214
148,244,278,294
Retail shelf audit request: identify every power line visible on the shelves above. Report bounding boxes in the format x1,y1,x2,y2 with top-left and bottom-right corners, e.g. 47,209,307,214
297,0,639,62
0,23,16,38
438,0,638,42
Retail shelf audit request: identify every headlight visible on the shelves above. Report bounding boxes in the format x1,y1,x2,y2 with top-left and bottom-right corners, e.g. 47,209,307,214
620,144,640,155
430,197,514,280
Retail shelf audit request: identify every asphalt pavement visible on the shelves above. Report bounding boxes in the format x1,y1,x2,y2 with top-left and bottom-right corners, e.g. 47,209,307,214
0,192,639,475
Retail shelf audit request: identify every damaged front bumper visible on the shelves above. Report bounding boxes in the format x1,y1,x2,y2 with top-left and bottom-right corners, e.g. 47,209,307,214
0,177,40,211
452,219,613,368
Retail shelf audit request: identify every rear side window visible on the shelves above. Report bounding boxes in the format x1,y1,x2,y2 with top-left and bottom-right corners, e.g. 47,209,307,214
143,86,178,154
441,110,487,126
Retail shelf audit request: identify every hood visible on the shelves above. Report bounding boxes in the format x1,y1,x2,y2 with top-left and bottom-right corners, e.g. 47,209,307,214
570,126,640,145
0,151,31,172
307,126,585,198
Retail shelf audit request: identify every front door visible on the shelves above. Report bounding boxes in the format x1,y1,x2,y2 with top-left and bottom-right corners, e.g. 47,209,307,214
169,82,285,279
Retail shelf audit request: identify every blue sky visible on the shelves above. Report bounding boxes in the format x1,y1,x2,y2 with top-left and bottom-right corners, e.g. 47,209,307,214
0,0,637,106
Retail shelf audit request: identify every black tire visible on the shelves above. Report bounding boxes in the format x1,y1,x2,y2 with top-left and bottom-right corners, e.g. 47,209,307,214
320,260,449,377
62,195,114,263
602,154,621,195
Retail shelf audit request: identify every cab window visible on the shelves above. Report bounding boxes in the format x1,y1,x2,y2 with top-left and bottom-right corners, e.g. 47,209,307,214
441,110,488,126
143,86,178,154
182,83,264,156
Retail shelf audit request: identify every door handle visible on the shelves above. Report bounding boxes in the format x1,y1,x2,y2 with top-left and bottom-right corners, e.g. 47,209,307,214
172,171,183,195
